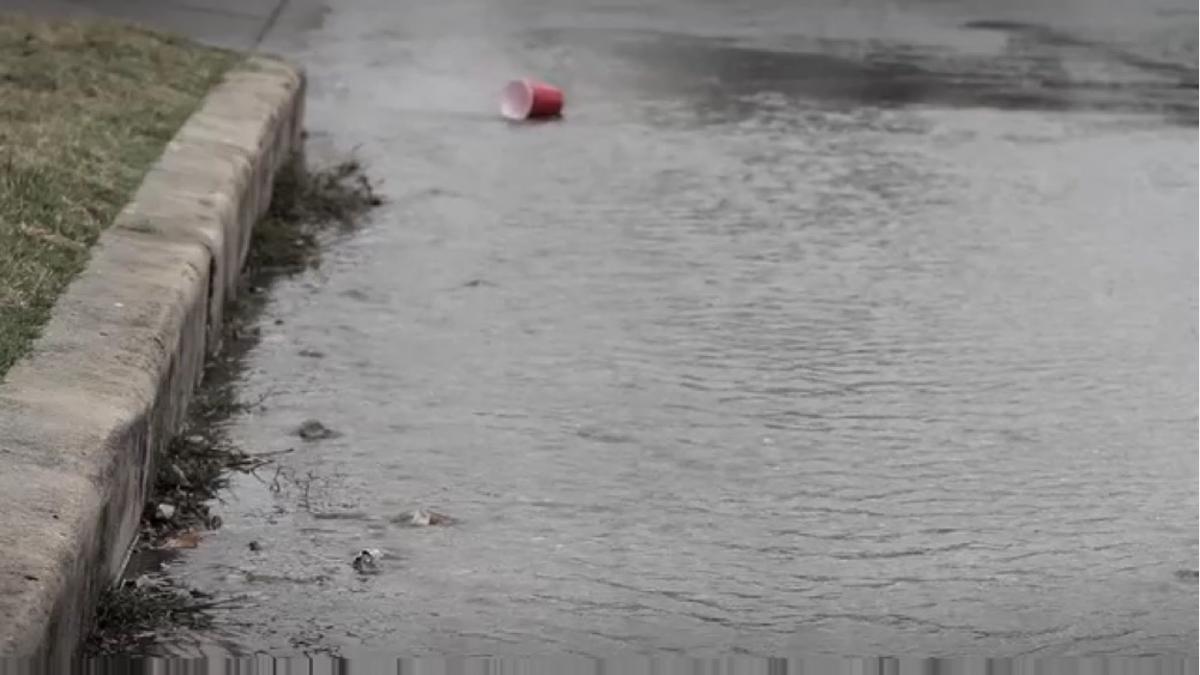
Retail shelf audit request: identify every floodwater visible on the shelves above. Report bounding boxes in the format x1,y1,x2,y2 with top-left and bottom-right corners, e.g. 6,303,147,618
163,0,1197,659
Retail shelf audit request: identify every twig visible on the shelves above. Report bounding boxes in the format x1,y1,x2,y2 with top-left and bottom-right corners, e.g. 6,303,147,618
245,447,295,459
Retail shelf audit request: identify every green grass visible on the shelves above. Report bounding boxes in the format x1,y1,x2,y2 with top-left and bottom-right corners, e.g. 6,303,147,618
0,14,239,379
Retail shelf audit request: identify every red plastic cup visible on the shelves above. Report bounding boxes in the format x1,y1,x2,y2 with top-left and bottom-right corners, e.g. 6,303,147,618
500,79,564,120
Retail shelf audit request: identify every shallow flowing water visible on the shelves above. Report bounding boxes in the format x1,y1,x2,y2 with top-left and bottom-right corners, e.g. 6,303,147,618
160,0,1196,658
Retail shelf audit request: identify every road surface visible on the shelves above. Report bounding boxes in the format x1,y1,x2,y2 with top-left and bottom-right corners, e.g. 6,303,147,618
121,0,1200,660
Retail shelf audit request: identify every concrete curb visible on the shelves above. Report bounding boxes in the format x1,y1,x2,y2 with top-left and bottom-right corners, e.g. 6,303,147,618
0,55,304,665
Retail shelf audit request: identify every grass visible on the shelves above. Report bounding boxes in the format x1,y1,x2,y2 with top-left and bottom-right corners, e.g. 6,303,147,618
87,579,217,654
0,14,240,379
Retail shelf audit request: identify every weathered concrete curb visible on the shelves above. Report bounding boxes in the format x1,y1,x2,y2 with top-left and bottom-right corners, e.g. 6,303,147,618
0,55,304,666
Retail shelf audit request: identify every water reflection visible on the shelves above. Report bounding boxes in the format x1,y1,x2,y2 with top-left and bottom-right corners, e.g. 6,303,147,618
597,29,1197,124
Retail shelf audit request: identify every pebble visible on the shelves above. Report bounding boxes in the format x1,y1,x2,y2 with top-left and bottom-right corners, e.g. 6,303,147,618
296,419,338,441
352,548,383,573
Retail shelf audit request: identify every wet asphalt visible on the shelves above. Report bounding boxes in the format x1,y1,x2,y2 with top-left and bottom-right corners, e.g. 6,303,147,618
137,0,1198,659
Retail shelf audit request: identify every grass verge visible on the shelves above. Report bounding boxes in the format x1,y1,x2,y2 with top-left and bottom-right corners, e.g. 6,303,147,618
86,154,381,656
0,14,239,379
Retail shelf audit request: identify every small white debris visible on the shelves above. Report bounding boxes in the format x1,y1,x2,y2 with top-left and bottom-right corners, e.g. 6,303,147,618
397,508,454,527
352,548,383,573
156,503,177,521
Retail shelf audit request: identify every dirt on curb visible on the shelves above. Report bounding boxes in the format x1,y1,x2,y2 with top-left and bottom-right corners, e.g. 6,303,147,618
85,152,381,656
0,14,238,379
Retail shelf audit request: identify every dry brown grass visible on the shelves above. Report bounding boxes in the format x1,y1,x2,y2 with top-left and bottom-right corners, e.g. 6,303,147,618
0,13,238,378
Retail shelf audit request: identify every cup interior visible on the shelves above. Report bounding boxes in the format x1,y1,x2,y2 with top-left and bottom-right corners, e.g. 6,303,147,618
499,80,532,120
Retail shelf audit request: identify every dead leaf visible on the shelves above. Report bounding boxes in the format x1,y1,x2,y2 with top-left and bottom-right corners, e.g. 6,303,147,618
163,530,203,549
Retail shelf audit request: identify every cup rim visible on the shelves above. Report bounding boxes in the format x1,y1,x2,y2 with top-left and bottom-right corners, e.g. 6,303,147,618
500,79,533,120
